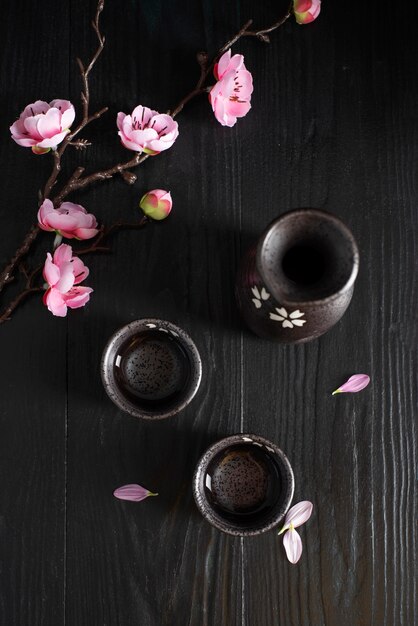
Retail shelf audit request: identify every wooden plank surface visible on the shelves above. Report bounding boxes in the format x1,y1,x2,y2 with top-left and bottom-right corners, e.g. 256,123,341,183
0,2,70,624
0,1,416,625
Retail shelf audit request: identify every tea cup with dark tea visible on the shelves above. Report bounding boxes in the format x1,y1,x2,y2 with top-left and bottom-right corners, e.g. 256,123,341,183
193,434,294,536
101,319,202,420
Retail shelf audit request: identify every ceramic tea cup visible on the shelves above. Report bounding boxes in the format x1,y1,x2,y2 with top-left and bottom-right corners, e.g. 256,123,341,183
101,319,202,420
193,434,294,536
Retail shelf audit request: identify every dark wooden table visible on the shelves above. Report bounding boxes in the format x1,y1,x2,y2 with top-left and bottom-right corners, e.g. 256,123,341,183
1,1,416,625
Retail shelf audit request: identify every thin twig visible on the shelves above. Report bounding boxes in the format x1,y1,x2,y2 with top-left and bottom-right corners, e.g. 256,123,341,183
244,2,293,41
54,6,292,194
0,224,40,295
0,287,44,324
75,215,148,255
53,154,147,204
0,1,294,319
0,1,108,297
68,139,91,149
42,0,106,202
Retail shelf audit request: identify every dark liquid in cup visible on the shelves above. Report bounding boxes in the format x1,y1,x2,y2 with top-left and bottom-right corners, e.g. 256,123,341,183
204,444,282,525
282,244,326,285
114,329,191,410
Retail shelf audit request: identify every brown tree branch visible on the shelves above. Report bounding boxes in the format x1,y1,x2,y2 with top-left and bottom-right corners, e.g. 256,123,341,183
74,215,148,255
0,224,40,295
53,6,293,196
0,216,149,324
0,0,294,318
243,2,294,41
42,0,107,202
0,287,44,324
0,1,108,298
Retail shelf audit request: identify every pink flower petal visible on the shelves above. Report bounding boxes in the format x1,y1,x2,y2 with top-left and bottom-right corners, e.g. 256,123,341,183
118,133,143,152
148,113,174,134
54,262,75,293
73,227,99,240
49,100,75,129
43,253,60,286
216,50,244,80
10,119,27,138
59,201,88,215
21,101,50,118
146,135,178,153
130,128,159,145
225,98,251,119
116,111,127,132
64,286,93,309
294,0,312,11
332,374,370,395
37,108,62,138
12,137,37,147
36,130,69,148
71,257,89,284
23,115,44,140
282,500,313,529
113,484,158,502
131,105,157,127
53,243,73,266
44,213,80,231
44,287,68,317
38,199,55,231
283,529,303,564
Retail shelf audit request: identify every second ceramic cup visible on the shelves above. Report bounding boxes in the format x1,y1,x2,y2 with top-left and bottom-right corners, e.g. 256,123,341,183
101,319,202,420
193,434,294,536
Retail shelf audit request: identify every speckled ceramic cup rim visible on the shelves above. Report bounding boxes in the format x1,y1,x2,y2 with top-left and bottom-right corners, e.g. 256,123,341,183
193,434,295,537
101,319,202,420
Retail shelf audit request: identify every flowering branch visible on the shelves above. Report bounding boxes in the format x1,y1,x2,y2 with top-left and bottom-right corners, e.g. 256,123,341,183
0,1,108,297
53,5,294,197
1,0,321,322
0,217,149,324
43,0,108,200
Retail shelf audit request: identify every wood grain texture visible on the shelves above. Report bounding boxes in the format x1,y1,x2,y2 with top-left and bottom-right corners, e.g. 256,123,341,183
0,2,70,624
0,1,416,625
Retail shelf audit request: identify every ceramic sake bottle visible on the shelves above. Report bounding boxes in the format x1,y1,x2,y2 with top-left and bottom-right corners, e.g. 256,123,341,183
236,209,359,343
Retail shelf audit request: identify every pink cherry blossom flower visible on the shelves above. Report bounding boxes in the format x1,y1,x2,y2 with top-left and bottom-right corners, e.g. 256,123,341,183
139,189,172,220
332,374,370,395
117,105,179,155
113,484,158,502
38,199,99,240
10,99,75,154
42,244,93,317
278,500,313,564
209,49,253,127
294,0,321,25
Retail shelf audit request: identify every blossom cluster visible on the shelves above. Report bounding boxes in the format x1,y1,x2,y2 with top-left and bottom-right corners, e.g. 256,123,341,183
8,3,321,318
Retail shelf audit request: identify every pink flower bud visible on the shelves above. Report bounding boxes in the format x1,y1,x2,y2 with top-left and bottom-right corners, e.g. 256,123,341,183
139,189,172,220
293,0,321,25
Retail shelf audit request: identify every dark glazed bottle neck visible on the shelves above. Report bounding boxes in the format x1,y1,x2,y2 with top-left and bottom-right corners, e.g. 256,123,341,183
256,208,359,307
